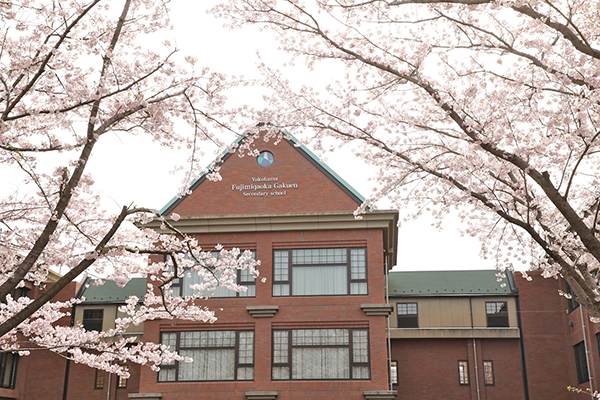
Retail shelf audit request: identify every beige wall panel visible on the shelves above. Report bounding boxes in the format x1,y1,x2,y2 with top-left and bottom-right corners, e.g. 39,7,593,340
117,308,145,334
393,296,516,329
450,298,471,327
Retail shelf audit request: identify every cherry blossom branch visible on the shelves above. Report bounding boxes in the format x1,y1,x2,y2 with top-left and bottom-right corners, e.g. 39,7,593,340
0,204,134,338
1,0,102,119
0,0,133,304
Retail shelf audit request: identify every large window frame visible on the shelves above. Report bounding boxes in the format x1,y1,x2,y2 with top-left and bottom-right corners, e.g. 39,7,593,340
485,302,509,327
272,328,370,380
158,330,254,382
0,352,18,389
272,248,368,297
396,303,418,328
167,250,256,298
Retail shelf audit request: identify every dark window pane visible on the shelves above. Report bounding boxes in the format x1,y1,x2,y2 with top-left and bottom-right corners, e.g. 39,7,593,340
83,309,104,332
397,303,418,328
566,284,579,313
486,302,509,327
0,353,17,389
574,341,589,384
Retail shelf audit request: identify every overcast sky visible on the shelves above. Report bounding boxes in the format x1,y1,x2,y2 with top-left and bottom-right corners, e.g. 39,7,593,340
3,1,499,272
134,2,497,271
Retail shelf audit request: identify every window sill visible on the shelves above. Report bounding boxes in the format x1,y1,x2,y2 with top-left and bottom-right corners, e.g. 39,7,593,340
363,390,397,400
128,393,163,400
245,391,278,400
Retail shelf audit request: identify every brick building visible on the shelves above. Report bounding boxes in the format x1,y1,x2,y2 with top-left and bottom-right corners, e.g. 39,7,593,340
2,131,599,400
388,270,600,400
134,131,399,400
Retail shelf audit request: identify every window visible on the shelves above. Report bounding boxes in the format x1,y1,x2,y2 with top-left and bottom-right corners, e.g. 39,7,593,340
273,248,367,296
566,284,579,313
0,353,18,389
94,369,105,389
483,361,494,385
485,302,509,327
458,361,469,385
168,251,256,298
397,303,418,328
117,364,128,388
272,328,370,380
390,360,398,385
10,287,28,300
83,309,104,331
574,341,589,384
159,330,254,382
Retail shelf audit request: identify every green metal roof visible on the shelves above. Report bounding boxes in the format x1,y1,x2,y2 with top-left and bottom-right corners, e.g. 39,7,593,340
159,128,366,215
81,278,146,304
388,270,514,297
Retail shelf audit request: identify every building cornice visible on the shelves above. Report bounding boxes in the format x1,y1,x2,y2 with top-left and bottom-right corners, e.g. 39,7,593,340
142,210,399,268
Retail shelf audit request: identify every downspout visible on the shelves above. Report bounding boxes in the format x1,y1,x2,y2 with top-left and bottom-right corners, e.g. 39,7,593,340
472,338,481,400
106,371,112,400
384,249,393,390
580,307,594,399
513,280,530,400
509,288,529,400
62,276,91,400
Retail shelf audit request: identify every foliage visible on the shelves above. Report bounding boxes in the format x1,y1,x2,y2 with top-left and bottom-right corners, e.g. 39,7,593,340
213,0,600,321
0,0,258,376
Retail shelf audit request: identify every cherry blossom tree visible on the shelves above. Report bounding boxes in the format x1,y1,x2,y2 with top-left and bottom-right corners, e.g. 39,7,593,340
213,0,600,322
0,0,258,376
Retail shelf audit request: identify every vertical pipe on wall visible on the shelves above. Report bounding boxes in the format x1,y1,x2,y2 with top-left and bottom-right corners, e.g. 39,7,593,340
514,286,530,400
384,249,393,391
472,338,481,400
580,306,594,399
106,371,112,400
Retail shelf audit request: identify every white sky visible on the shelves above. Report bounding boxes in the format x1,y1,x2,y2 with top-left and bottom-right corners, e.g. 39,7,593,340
1,1,498,272
124,1,497,271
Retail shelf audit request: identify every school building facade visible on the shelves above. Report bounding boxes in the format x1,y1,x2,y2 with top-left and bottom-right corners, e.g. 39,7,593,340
0,131,598,399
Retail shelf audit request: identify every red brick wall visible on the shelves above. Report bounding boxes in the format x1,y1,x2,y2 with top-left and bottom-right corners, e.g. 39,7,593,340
391,338,525,400
515,272,596,400
65,361,141,400
170,136,360,217
14,282,80,400
139,227,391,399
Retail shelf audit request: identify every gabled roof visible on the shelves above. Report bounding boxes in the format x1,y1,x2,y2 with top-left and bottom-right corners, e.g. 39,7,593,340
159,129,366,215
388,270,515,297
81,278,146,304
